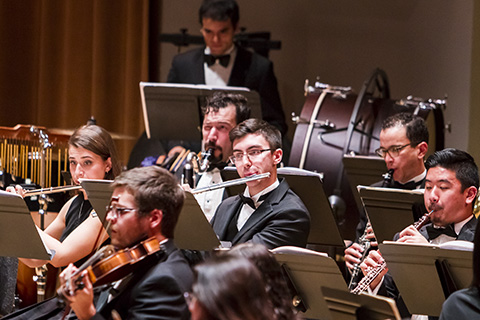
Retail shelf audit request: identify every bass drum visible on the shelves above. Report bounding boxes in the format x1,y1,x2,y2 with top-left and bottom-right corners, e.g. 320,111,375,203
289,86,378,239
289,69,445,239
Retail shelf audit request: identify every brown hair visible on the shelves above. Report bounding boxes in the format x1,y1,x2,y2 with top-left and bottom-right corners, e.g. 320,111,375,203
69,125,121,180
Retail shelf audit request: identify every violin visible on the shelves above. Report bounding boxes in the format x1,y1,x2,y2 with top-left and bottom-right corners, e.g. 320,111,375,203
58,236,164,299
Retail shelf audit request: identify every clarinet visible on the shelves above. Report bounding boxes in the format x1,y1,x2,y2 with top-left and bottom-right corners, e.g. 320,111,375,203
348,224,372,290
347,169,394,290
350,209,433,294
382,169,395,187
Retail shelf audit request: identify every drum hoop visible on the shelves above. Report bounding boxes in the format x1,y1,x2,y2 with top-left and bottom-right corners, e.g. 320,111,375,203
299,91,328,169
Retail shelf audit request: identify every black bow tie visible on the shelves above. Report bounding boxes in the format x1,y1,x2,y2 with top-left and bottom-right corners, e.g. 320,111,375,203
239,192,271,210
204,54,230,67
206,161,227,172
392,179,423,190
426,224,457,240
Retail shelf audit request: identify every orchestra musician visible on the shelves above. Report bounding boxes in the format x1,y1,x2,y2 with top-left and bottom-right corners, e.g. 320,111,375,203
186,255,276,320
211,119,310,249
8,125,121,269
57,166,193,320
440,214,480,319
167,0,288,138
2,124,120,318
183,91,251,221
225,243,300,320
360,148,479,318
344,113,429,273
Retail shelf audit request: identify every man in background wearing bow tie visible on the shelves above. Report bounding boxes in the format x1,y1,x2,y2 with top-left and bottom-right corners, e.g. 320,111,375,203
211,119,310,249
167,0,288,138
345,112,430,271
361,148,479,318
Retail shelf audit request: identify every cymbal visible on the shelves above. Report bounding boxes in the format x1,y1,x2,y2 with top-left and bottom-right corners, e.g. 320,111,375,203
48,128,136,140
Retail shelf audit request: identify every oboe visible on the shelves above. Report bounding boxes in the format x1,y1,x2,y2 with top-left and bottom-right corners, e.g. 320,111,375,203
382,169,395,187
347,169,394,290
347,223,372,290
350,209,434,294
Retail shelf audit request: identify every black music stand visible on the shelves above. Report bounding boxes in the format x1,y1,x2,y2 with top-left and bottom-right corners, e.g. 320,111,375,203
0,190,52,259
358,186,424,243
80,179,113,222
272,247,348,320
379,241,473,317
139,82,261,140
342,155,387,210
176,192,220,250
221,167,344,247
80,179,221,251
321,287,401,320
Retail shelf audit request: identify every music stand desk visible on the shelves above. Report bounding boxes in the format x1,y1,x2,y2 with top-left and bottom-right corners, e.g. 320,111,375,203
139,82,261,140
358,186,424,243
222,167,344,247
177,192,220,251
0,190,51,259
379,241,473,316
342,155,387,187
321,287,401,320
273,248,349,320
80,179,220,251
80,179,113,222
342,155,387,210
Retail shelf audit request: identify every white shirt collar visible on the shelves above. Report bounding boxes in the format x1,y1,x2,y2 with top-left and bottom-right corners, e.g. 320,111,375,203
454,215,474,234
244,179,280,203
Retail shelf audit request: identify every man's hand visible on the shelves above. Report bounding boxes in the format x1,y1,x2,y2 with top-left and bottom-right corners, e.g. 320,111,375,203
364,223,378,247
397,225,429,244
359,250,387,290
344,243,364,271
59,264,97,320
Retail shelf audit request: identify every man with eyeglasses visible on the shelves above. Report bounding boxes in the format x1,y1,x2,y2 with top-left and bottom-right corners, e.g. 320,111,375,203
345,112,429,275
211,118,310,249
58,166,193,320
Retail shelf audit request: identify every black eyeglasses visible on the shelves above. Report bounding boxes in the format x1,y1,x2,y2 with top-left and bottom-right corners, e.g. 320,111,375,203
229,149,272,164
105,205,137,219
375,143,412,158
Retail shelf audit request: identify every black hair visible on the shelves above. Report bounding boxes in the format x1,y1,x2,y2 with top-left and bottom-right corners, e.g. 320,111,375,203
199,0,239,28
425,148,479,191
229,118,282,150
202,91,251,125
382,112,429,146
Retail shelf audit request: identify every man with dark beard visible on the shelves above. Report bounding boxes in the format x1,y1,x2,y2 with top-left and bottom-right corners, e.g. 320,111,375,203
194,91,250,221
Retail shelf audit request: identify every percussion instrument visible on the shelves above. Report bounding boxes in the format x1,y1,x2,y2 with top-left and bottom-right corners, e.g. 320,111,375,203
289,68,445,239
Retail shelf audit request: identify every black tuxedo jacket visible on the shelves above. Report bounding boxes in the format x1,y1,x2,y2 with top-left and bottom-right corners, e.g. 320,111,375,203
211,179,310,249
167,46,287,135
382,216,478,318
92,239,193,320
355,176,427,240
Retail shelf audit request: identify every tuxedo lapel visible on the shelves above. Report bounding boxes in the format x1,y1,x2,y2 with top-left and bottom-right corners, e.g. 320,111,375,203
232,180,289,244
228,47,250,86
189,49,206,84
457,216,477,241
213,198,243,239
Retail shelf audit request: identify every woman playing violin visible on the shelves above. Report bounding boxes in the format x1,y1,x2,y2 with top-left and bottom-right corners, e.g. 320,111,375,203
10,124,121,268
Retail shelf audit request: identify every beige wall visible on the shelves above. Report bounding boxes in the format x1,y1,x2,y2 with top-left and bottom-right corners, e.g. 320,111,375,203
159,0,475,155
